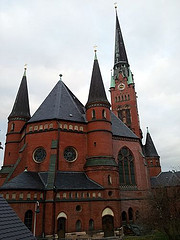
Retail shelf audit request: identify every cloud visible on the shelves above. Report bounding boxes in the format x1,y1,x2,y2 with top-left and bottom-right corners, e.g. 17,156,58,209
0,0,180,171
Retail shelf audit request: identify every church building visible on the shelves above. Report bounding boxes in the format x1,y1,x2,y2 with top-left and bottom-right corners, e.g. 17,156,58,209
0,8,161,239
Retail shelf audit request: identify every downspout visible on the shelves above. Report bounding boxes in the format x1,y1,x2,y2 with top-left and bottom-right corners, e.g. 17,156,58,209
53,121,61,237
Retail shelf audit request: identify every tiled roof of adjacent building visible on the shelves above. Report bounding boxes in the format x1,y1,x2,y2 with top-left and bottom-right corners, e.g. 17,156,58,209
151,171,180,187
0,194,36,240
0,171,103,191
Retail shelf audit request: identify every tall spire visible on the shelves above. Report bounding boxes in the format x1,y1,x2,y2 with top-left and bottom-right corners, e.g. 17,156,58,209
86,51,110,108
8,66,31,121
114,6,129,73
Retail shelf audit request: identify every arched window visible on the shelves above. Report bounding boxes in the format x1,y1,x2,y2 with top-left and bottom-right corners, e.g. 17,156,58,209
121,211,127,223
128,207,133,222
24,210,33,231
92,109,96,119
108,175,112,185
89,219,94,231
118,147,136,185
102,109,106,119
10,122,15,132
76,220,82,232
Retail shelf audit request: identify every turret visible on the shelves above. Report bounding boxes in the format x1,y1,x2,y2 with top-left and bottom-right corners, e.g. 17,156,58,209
4,66,31,166
85,51,119,189
110,6,142,139
144,128,161,177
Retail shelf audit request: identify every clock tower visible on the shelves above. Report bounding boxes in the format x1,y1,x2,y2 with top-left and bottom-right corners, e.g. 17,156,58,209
110,8,142,139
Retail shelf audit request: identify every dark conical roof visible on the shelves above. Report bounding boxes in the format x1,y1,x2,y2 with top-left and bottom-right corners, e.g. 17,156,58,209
114,10,129,68
144,132,159,157
29,80,86,123
86,55,110,108
8,71,30,120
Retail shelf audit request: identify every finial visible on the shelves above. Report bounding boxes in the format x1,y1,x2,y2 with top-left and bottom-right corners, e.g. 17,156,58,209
146,127,149,133
114,2,117,10
93,45,97,60
59,74,63,81
24,64,27,76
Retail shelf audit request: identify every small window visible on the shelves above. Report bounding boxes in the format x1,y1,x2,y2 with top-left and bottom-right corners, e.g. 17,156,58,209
98,192,102,198
49,123,53,129
79,126,83,131
92,192,96,198
64,124,67,129
74,126,78,131
19,193,23,199
102,109,106,119
63,193,67,198
39,125,43,130
6,193,9,200
92,109,96,119
81,192,85,198
108,175,112,185
27,193,31,200
69,125,73,130
34,126,38,131
44,124,48,129
10,122,15,131
75,192,79,198
76,220,82,232
34,193,37,199
12,193,16,199
87,192,90,198
40,193,43,199
29,126,33,132
89,219,94,231
56,193,60,199
24,210,33,231
59,123,62,129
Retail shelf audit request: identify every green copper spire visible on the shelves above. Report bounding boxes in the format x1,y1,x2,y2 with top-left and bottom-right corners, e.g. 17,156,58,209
127,67,134,85
110,69,115,88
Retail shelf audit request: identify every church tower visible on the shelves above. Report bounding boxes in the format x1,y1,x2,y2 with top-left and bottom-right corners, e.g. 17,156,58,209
110,7,142,139
4,67,31,167
85,51,119,189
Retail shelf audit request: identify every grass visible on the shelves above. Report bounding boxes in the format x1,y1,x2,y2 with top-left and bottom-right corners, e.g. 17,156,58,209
124,231,169,240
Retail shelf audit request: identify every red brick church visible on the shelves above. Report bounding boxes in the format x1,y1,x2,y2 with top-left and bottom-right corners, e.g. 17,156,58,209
0,9,161,239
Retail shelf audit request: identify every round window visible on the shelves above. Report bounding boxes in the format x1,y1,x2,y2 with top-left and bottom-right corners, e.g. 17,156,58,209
64,147,77,162
76,205,82,212
33,147,46,163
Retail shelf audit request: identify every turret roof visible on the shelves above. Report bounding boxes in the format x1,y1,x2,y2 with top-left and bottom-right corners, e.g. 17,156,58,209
86,54,110,107
144,131,159,157
29,80,86,123
9,70,30,120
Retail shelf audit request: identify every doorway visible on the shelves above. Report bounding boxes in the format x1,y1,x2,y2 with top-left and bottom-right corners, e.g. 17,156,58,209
102,215,114,237
57,217,66,239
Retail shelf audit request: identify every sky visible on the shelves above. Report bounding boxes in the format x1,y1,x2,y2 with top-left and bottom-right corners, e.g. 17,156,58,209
0,0,180,171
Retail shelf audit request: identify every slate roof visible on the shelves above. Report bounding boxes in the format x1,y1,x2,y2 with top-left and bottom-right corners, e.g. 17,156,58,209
114,10,129,67
0,171,103,191
151,171,180,187
0,194,36,240
9,73,31,120
86,56,110,107
0,171,45,190
144,132,159,157
29,80,86,123
111,112,138,139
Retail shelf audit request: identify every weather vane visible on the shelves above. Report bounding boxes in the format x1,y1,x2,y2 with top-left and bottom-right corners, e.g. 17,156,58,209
24,64,27,70
93,45,97,53
114,2,117,9
59,74,63,81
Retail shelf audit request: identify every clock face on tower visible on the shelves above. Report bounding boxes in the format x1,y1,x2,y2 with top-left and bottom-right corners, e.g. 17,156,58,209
118,83,125,91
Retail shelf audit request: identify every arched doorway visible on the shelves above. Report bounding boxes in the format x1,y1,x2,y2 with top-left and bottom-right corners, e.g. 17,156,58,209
57,212,67,239
121,211,127,224
24,210,33,231
102,208,114,237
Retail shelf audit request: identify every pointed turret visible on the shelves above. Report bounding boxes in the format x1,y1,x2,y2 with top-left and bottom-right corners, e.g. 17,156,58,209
114,7,129,76
144,129,159,158
8,67,30,121
144,128,161,177
86,51,110,109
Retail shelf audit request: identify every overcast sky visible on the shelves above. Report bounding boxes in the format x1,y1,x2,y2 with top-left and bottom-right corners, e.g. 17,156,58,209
0,0,180,171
